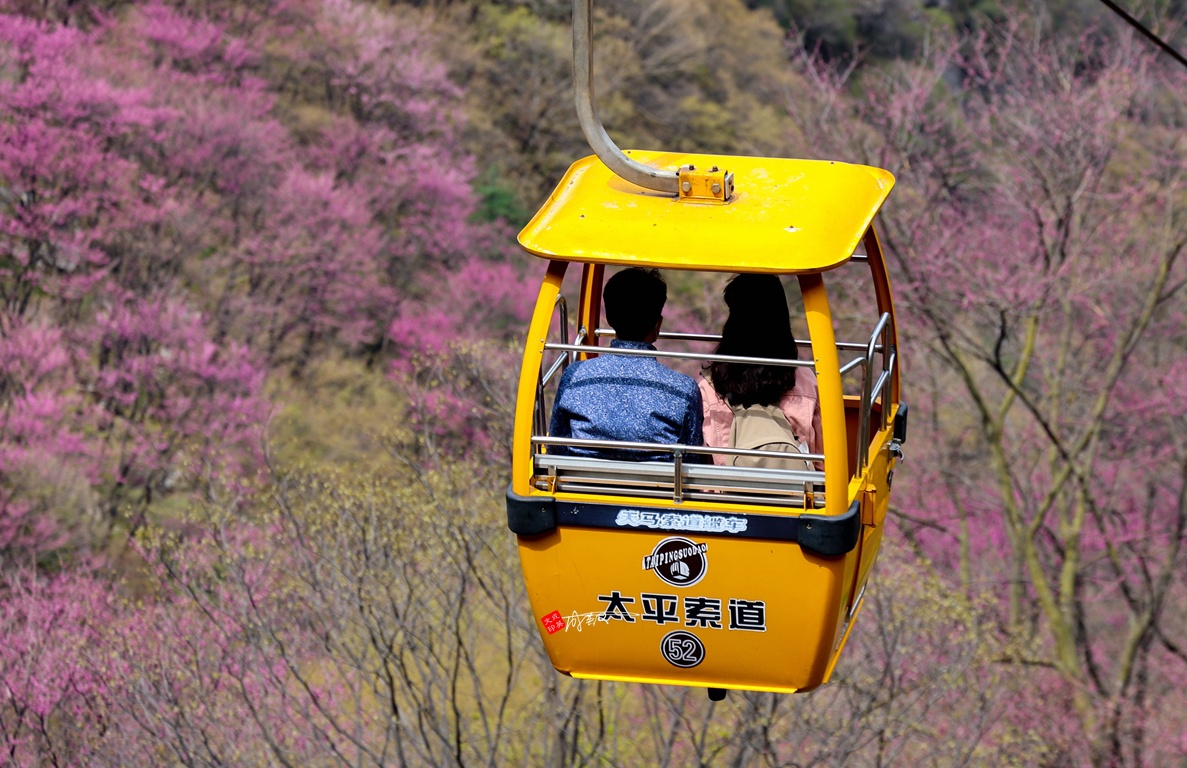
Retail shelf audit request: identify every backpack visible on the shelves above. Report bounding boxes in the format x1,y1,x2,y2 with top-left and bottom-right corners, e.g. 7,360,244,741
727,404,813,472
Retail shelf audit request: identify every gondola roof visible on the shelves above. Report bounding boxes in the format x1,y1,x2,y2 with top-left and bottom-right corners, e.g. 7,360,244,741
517,151,894,274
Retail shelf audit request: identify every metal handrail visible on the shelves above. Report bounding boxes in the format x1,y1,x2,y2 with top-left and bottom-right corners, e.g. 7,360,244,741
556,295,570,349
534,437,823,505
856,313,893,470
534,375,547,441
536,480,824,509
533,435,825,463
572,327,587,362
594,328,881,353
534,295,572,446
870,367,891,407
864,313,891,374
542,311,896,477
595,328,721,342
537,453,823,482
573,0,678,194
840,357,866,376
542,354,567,387
542,328,586,386
544,343,814,369
870,353,895,433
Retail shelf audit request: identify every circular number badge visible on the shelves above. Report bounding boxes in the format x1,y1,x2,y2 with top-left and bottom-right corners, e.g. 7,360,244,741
660,630,705,668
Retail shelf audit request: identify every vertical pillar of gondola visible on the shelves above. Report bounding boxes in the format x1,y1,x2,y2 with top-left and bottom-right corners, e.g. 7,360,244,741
862,225,899,408
577,263,604,360
797,273,850,516
512,260,570,496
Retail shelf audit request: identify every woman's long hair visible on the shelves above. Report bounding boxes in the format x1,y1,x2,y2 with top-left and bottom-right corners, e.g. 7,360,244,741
707,274,799,408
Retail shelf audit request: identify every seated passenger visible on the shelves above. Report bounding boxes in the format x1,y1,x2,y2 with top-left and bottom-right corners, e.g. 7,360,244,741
549,268,706,462
699,274,823,466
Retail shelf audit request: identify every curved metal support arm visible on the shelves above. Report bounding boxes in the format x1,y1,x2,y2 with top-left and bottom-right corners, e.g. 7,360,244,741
573,0,679,194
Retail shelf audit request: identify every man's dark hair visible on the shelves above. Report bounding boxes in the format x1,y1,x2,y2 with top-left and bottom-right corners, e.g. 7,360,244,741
603,268,666,341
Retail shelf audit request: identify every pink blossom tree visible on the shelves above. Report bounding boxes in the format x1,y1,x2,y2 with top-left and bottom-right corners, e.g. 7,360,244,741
789,22,1187,765
0,322,82,568
79,294,268,520
0,0,491,553
0,574,114,766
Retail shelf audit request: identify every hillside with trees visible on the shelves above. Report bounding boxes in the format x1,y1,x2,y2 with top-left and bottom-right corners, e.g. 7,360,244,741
0,0,1185,764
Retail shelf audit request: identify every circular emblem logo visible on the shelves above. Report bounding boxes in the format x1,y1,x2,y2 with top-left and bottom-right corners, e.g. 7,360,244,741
660,630,705,668
643,536,708,587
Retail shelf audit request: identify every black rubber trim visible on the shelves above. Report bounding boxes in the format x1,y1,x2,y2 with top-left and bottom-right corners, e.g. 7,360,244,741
893,400,908,444
552,499,862,556
506,487,557,536
798,500,862,556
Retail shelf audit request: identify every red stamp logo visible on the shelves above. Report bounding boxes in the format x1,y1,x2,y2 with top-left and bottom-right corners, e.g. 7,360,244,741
541,610,566,635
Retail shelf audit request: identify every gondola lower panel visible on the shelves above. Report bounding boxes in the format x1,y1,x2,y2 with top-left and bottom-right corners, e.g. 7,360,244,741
516,514,861,693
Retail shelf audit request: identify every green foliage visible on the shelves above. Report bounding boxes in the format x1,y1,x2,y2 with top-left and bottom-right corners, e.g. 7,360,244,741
472,165,534,227
269,358,409,470
751,0,1187,67
441,0,810,209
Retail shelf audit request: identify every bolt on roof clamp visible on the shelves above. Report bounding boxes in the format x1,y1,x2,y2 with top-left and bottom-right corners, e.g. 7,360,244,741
678,164,734,203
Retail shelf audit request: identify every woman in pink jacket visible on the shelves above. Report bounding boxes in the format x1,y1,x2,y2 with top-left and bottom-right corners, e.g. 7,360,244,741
699,274,823,465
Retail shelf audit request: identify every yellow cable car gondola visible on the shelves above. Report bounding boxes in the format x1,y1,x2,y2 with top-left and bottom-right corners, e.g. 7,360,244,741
507,0,907,699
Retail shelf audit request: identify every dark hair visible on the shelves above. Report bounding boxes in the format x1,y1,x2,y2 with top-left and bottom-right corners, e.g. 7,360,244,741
603,268,666,341
708,274,799,407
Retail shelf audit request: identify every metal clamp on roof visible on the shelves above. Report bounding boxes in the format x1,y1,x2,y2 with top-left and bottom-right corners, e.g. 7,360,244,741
678,164,734,203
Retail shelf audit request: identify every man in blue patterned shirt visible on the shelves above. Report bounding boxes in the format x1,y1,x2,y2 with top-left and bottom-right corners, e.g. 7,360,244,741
549,268,706,462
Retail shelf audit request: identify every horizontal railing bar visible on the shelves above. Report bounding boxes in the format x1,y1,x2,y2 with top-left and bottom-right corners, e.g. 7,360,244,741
547,474,675,491
543,324,588,384
544,343,815,369
849,254,869,263
539,467,822,490
547,474,815,497
538,480,814,508
533,435,825,462
593,328,880,352
536,457,825,485
689,484,813,497
544,473,824,489
594,329,725,342
835,342,880,352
